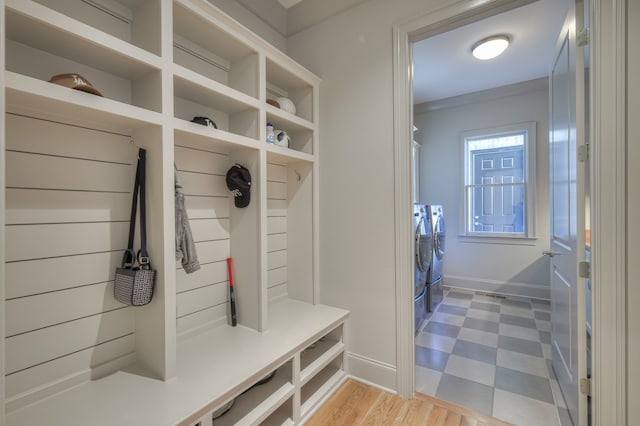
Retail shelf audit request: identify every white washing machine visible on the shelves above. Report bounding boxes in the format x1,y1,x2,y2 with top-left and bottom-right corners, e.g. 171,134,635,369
414,204,432,332
426,205,445,312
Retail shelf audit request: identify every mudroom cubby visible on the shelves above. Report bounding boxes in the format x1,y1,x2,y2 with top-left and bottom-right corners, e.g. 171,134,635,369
173,72,261,140
174,133,262,335
265,58,315,124
210,360,294,426
266,156,316,306
300,357,345,419
173,0,259,100
5,0,164,113
1,0,346,424
264,109,315,155
30,0,162,56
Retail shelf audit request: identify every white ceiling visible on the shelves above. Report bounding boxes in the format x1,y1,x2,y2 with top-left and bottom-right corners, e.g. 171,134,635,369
277,0,303,8
412,0,570,105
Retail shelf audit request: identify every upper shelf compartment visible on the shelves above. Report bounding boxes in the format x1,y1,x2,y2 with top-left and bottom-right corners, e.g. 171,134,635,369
173,0,259,100
29,0,162,56
266,57,315,124
5,0,163,114
173,65,261,141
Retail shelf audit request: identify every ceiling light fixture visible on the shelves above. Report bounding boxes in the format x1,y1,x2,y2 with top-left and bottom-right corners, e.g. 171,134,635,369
471,35,510,60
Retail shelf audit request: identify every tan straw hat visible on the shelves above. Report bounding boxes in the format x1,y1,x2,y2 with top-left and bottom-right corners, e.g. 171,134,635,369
48,73,103,97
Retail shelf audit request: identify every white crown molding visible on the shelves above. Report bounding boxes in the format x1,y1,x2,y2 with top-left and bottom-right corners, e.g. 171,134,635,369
414,77,548,114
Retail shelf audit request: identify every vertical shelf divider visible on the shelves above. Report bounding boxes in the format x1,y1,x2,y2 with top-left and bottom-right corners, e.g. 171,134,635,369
258,148,269,331
228,147,263,331
129,124,175,380
161,0,177,381
312,84,321,305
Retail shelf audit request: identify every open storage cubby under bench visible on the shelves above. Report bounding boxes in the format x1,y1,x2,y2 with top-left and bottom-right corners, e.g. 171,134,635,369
4,301,348,426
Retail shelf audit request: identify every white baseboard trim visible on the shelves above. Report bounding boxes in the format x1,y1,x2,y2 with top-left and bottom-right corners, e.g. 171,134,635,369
347,374,398,396
444,275,550,300
346,352,397,393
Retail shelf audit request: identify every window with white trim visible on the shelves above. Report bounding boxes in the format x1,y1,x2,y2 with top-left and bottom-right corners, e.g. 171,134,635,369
462,122,536,238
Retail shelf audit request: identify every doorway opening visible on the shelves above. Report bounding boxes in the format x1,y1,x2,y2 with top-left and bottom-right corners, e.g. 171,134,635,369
405,0,590,424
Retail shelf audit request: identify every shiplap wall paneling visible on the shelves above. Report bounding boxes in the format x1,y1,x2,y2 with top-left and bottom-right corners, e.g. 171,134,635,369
174,143,231,337
4,114,137,410
285,162,314,304
287,162,317,303
228,147,262,331
267,162,288,305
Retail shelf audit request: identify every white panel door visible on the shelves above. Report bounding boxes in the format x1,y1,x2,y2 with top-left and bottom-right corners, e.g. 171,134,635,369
548,1,588,425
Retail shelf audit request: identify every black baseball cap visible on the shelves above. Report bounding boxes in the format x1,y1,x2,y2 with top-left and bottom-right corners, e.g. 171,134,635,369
226,164,251,208
190,116,217,129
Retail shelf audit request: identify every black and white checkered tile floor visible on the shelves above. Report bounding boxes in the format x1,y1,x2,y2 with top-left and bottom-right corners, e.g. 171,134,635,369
415,287,573,426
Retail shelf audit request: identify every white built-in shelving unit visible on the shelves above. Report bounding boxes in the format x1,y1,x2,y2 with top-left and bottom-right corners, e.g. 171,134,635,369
0,0,347,424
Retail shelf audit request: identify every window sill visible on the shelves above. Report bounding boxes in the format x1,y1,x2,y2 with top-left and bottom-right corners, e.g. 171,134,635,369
457,234,539,246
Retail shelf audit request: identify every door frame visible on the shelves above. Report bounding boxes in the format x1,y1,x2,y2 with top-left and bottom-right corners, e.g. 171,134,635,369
391,0,628,424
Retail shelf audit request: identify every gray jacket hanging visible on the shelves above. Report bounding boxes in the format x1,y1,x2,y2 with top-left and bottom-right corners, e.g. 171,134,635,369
175,165,200,273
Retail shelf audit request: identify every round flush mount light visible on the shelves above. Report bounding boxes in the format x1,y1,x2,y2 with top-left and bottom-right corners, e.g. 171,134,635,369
471,35,510,60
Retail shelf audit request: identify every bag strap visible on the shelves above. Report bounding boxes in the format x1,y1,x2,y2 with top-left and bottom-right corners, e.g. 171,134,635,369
121,148,147,268
137,149,150,269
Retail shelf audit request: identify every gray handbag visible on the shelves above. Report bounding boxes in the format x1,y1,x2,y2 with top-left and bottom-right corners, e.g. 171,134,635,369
114,148,156,306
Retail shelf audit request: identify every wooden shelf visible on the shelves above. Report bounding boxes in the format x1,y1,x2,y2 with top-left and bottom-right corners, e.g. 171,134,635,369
173,118,261,153
300,364,346,419
173,0,259,99
173,0,256,64
5,71,162,131
173,64,261,140
213,367,294,426
173,64,260,112
300,339,345,386
266,104,315,133
5,0,161,79
261,402,294,426
265,56,317,124
266,144,315,165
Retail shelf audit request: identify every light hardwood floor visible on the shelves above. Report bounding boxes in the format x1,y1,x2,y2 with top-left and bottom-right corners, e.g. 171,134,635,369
306,379,514,426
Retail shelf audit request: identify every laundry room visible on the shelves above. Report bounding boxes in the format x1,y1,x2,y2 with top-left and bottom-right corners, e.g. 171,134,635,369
408,1,574,422
413,87,551,295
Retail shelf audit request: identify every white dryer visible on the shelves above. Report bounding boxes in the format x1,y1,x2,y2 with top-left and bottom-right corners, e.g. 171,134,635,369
426,205,445,312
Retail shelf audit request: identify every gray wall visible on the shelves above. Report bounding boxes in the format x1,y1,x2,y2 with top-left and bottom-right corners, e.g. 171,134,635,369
414,82,551,299
227,0,640,403
287,0,450,388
